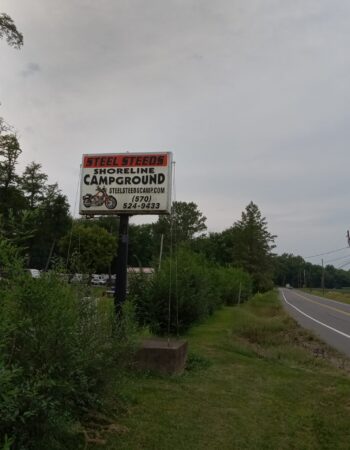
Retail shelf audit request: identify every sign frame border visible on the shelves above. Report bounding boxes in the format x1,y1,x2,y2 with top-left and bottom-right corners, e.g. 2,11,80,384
79,151,173,216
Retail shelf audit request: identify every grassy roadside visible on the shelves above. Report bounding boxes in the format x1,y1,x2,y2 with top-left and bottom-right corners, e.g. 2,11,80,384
302,288,350,305
94,290,350,450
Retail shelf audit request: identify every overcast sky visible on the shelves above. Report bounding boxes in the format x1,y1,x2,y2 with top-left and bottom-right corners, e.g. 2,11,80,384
1,0,350,265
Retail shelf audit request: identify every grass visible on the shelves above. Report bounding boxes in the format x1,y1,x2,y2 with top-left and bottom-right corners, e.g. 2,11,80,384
303,288,350,305
90,291,350,450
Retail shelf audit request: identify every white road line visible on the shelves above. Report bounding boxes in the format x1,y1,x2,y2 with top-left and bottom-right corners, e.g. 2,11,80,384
281,291,350,340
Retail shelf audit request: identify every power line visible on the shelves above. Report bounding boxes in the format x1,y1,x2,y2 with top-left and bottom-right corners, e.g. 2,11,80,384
304,247,350,259
324,252,350,264
337,259,350,270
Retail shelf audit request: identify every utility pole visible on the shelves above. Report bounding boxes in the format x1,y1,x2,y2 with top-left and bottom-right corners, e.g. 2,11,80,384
158,234,164,271
309,269,312,291
321,258,325,296
303,269,306,288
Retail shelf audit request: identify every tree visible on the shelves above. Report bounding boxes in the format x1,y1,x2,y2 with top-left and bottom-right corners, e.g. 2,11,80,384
0,209,37,255
0,10,23,180
28,184,71,269
80,219,156,269
0,12,23,219
129,223,154,267
0,133,21,190
0,133,24,219
59,223,117,275
0,11,23,207
190,231,234,266
230,202,276,292
153,201,207,257
95,216,119,236
0,118,13,134
20,162,48,208
0,13,23,48
272,253,306,288
0,185,27,218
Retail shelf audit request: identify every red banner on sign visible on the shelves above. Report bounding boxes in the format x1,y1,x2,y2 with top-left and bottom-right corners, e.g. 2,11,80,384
83,153,168,168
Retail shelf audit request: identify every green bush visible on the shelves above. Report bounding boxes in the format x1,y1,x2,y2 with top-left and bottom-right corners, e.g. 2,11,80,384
0,238,135,449
213,266,252,306
130,247,252,335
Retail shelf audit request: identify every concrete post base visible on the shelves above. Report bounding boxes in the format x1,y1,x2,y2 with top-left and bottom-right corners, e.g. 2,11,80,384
135,338,188,375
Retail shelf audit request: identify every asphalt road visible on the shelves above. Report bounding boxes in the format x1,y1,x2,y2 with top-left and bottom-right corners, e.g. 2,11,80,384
280,288,350,357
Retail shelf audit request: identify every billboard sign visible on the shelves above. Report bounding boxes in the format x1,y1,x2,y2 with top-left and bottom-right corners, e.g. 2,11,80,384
79,152,172,215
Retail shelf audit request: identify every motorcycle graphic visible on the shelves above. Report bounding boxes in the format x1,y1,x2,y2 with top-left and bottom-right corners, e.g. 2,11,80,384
83,186,117,210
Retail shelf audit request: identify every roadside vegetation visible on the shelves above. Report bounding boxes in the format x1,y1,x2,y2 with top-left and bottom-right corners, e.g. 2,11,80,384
0,235,254,449
97,290,350,450
302,288,350,305
130,247,252,335
0,240,136,450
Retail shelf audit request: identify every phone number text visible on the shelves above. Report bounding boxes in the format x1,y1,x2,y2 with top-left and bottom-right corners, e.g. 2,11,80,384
123,202,160,210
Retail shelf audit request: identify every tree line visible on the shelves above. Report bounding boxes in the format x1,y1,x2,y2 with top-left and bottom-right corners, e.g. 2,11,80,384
0,89,278,290
0,136,278,295
3,105,349,291
273,253,350,289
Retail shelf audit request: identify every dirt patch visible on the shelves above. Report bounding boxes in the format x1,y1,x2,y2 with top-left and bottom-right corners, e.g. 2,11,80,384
80,411,129,448
233,319,350,374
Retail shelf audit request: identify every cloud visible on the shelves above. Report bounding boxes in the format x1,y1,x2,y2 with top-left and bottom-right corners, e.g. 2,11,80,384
20,62,40,78
1,0,350,258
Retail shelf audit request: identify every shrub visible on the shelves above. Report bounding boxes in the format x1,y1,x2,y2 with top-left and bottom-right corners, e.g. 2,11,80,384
214,267,252,306
130,247,252,335
130,247,215,334
0,238,135,449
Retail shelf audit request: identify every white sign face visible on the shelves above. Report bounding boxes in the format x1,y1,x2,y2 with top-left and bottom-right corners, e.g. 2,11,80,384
79,152,172,215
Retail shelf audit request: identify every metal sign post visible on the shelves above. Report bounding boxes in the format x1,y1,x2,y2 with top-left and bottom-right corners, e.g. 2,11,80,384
114,214,130,316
